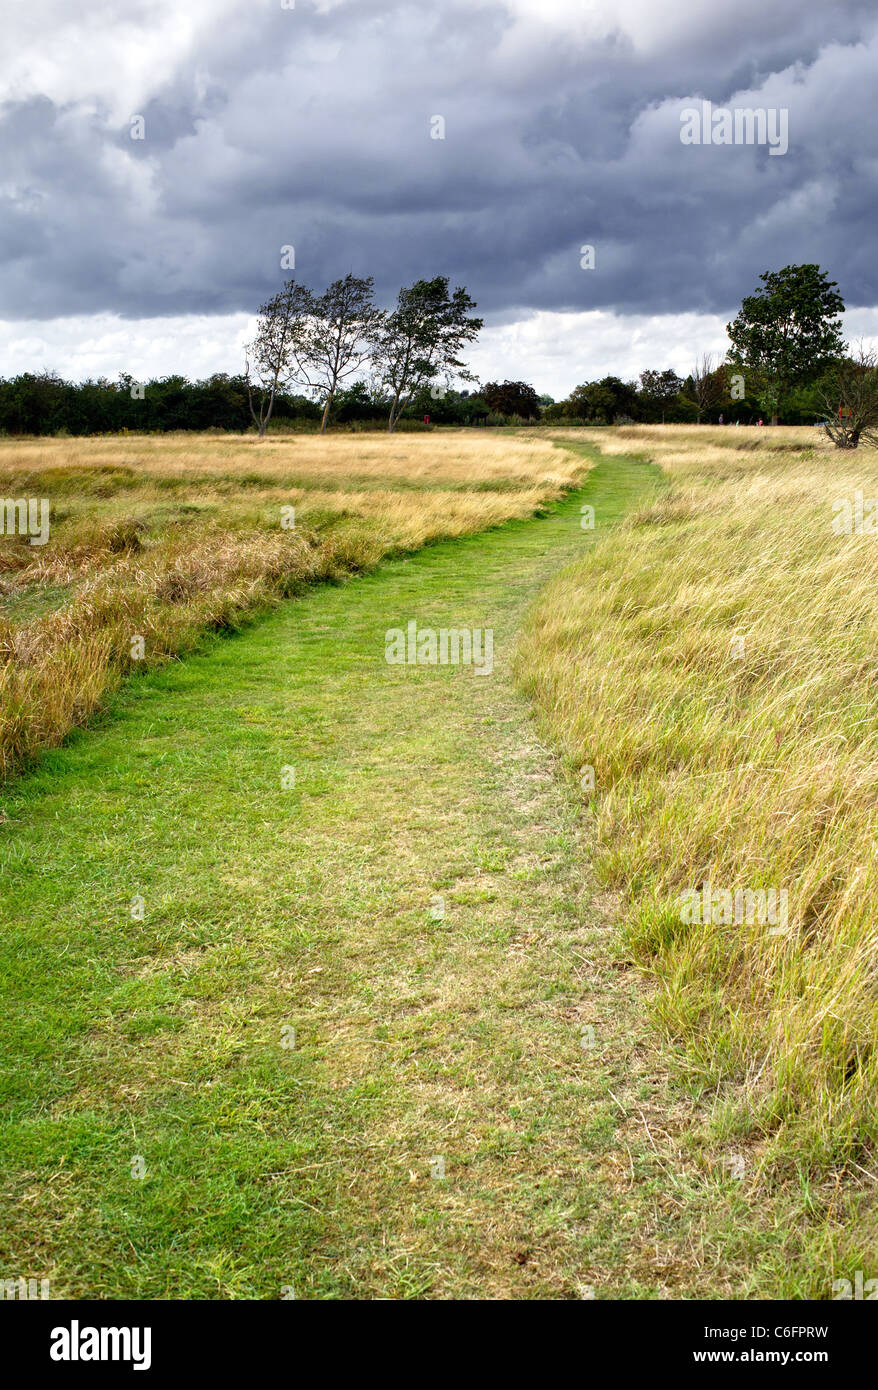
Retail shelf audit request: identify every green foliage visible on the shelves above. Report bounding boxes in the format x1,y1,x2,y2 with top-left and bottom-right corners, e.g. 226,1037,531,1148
563,376,639,424
373,276,483,431
306,274,384,431
0,371,321,435
727,264,846,419
482,379,541,419
638,369,684,422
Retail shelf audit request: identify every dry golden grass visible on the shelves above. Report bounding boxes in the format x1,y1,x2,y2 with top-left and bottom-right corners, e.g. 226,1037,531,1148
0,430,580,489
0,429,583,780
518,424,878,1180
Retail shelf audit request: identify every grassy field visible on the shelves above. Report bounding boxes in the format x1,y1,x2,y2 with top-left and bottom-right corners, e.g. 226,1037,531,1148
0,431,580,780
518,425,878,1270
0,424,874,1299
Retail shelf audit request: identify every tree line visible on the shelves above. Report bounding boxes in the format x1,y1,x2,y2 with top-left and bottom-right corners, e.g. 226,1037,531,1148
0,369,540,436
2,263,874,443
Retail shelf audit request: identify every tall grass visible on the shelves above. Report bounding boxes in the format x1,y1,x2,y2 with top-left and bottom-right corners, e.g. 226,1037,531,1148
0,430,581,490
518,426,878,1176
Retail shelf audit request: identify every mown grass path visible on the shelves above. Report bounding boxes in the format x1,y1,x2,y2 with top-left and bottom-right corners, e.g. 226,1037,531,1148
1,445,718,1300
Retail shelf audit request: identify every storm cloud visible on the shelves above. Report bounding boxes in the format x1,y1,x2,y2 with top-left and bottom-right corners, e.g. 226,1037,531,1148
1,0,876,388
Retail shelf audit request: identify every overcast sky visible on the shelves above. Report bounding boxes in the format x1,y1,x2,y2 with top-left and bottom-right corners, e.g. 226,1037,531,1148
2,0,876,397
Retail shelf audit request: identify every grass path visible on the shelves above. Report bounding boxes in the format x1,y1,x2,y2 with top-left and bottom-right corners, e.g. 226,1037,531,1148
1,445,743,1299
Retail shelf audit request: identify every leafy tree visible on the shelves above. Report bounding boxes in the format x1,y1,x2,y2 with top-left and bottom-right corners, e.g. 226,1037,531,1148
565,376,637,423
333,380,381,424
727,264,845,424
638,368,683,423
192,373,250,431
461,391,490,425
303,274,384,433
145,375,191,431
373,277,483,432
482,379,541,420
245,279,313,439
564,381,603,419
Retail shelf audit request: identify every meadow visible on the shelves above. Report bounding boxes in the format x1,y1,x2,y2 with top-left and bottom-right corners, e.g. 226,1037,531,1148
1,422,875,1298
0,431,580,780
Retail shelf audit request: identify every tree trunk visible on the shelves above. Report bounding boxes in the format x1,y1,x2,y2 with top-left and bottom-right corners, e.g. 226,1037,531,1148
320,398,331,434
256,381,278,441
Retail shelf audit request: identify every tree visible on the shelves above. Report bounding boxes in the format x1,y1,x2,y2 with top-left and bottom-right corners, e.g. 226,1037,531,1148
333,380,381,424
373,277,483,432
727,264,845,425
820,344,878,449
304,274,384,434
193,373,251,431
638,368,683,423
482,379,541,419
687,354,727,423
565,376,637,423
245,279,313,439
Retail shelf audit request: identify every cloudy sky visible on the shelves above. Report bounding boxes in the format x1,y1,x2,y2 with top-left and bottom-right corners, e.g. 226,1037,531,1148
2,0,876,397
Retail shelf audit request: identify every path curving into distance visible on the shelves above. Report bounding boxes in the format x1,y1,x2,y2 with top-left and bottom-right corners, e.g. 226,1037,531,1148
1,445,691,1300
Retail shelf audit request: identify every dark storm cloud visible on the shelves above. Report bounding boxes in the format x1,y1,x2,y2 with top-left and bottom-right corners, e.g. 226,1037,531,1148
1,0,876,325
